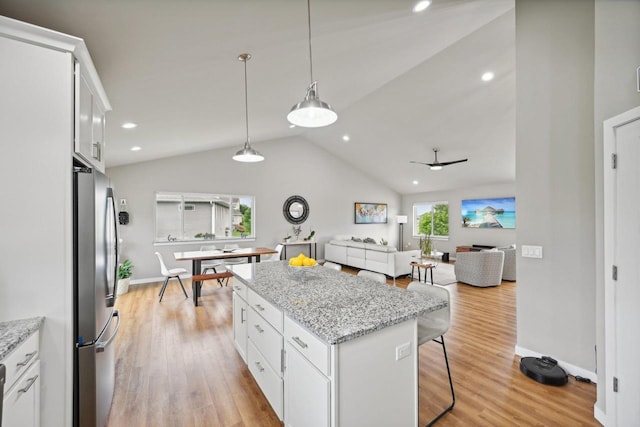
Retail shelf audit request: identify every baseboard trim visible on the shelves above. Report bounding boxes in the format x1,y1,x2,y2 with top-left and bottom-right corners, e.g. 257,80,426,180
514,345,597,383
593,402,606,426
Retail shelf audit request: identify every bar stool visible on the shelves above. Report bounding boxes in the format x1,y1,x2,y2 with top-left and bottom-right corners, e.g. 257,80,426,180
407,281,455,426
357,270,387,284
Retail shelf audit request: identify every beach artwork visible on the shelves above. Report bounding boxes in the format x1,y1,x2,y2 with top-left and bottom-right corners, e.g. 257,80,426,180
354,203,388,224
461,197,515,229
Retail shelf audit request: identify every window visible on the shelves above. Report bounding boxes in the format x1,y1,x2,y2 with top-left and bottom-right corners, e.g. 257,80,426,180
412,201,449,238
155,192,254,243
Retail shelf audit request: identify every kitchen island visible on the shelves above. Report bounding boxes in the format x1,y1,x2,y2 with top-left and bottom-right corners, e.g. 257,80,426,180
229,261,447,427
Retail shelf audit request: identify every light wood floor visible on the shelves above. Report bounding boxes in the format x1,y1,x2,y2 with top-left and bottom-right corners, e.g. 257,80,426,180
107,270,599,427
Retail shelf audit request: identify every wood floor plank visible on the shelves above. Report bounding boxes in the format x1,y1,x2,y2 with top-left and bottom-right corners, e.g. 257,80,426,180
107,269,599,427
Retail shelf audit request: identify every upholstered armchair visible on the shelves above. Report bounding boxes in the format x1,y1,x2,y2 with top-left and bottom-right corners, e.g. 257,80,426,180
454,250,505,287
499,248,516,281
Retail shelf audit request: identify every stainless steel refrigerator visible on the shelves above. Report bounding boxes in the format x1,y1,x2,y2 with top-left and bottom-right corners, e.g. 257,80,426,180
73,161,121,427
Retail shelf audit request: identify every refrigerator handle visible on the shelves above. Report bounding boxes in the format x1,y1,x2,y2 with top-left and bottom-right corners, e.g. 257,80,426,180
96,310,121,353
106,187,119,304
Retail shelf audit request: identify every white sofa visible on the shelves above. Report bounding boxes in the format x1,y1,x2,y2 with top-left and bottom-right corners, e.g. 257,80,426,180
324,238,420,278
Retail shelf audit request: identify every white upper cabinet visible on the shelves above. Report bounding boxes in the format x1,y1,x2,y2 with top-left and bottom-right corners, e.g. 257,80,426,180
75,61,107,172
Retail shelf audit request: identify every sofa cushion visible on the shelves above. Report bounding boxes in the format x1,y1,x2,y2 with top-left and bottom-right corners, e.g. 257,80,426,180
365,243,397,253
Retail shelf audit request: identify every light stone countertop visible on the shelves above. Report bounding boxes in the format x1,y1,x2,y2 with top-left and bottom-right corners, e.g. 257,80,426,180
229,261,447,345
0,317,44,361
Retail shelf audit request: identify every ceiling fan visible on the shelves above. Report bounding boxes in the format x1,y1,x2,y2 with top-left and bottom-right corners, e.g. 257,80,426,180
410,148,468,171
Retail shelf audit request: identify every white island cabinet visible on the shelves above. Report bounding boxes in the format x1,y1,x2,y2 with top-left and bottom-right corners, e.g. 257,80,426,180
230,262,447,427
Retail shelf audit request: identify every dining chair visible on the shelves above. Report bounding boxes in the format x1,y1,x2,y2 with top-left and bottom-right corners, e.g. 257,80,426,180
322,261,342,271
263,244,284,262
356,270,387,284
154,252,188,302
199,245,229,286
406,281,455,425
222,243,248,266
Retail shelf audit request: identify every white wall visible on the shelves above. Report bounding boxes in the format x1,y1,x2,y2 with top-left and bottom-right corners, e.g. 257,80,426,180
401,182,516,256
106,136,402,280
593,0,640,415
515,0,596,373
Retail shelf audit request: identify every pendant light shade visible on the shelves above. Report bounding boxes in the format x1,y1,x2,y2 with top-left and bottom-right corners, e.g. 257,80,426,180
233,53,264,163
287,0,337,128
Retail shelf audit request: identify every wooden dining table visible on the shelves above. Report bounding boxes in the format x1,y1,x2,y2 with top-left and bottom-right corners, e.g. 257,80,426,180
174,247,277,306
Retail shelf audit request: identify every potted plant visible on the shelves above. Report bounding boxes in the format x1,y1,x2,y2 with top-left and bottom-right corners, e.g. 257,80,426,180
117,259,133,295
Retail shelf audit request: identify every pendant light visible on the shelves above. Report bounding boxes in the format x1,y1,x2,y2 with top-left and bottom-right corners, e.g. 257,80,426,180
287,0,337,128
233,53,264,163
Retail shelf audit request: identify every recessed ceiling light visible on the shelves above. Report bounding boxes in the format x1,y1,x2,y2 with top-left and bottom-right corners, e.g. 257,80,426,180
289,124,296,128
481,71,495,82
122,122,137,129
342,135,350,142
413,1,431,13
130,146,142,151
413,180,419,185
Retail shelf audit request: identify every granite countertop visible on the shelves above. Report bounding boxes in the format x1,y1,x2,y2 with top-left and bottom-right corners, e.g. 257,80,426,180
230,261,447,345
0,317,44,361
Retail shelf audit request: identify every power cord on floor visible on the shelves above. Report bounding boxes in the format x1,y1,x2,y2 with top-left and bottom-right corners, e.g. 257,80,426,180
571,374,593,384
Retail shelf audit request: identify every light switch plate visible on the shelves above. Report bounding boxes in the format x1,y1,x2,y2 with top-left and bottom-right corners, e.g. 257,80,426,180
522,245,543,258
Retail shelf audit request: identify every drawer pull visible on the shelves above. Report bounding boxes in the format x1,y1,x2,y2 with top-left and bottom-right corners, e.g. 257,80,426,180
240,307,246,323
254,303,265,311
16,351,37,368
18,374,39,394
255,361,265,372
292,336,308,349
254,324,264,333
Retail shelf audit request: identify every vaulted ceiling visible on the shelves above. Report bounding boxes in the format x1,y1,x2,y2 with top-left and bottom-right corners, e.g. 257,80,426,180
0,0,515,194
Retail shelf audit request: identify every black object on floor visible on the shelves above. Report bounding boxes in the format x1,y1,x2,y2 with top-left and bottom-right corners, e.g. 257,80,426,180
520,356,568,386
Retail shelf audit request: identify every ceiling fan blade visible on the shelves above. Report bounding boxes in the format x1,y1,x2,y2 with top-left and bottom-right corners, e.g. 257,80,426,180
438,158,468,166
409,161,433,166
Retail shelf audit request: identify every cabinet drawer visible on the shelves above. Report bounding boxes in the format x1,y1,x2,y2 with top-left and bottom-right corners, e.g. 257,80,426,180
2,331,39,391
2,359,40,427
248,308,283,375
232,280,248,301
248,340,283,420
284,317,330,376
248,289,283,333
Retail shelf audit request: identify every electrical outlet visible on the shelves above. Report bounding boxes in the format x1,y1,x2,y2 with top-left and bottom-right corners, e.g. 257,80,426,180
396,342,411,361
120,198,127,206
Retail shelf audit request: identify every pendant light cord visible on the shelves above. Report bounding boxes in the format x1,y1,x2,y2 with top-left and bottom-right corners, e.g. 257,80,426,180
307,0,314,84
243,56,250,143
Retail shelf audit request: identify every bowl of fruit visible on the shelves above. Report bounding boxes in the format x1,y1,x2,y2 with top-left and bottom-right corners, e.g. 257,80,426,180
288,253,318,280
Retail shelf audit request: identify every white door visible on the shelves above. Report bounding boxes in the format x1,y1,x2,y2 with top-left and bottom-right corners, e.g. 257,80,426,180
604,106,640,426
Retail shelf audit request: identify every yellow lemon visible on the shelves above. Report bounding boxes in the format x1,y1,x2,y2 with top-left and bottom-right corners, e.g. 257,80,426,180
308,258,317,266
289,258,303,266
303,258,314,266
298,253,307,259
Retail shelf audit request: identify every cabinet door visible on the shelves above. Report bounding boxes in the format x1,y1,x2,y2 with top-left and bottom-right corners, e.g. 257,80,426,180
3,359,40,427
91,97,105,170
233,293,248,363
284,343,330,427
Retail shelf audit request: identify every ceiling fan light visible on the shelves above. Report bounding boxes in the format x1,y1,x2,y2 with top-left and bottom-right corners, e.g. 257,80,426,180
233,141,264,163
430,165,443,171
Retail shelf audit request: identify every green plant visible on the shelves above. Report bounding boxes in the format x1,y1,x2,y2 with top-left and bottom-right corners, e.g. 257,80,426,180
304,230,315,241
420,235,433,256
379,238,388,246
118,259,134,279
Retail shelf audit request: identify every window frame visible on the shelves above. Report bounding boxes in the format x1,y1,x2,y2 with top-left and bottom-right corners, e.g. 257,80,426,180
154,191,255,244
412,201,450,240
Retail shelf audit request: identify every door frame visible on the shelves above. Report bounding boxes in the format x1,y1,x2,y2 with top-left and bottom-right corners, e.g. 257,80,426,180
603,105,640,426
